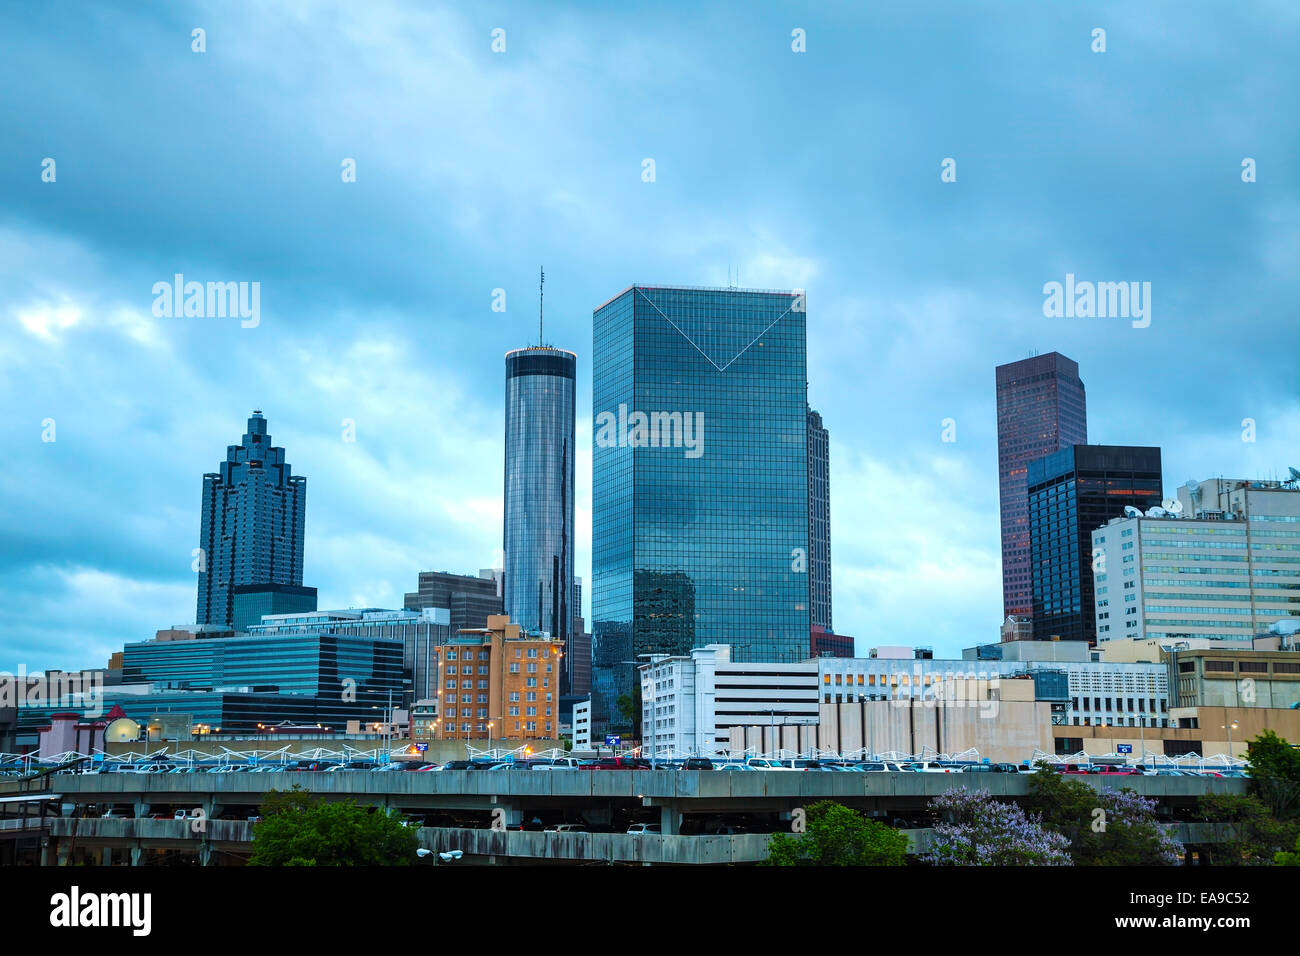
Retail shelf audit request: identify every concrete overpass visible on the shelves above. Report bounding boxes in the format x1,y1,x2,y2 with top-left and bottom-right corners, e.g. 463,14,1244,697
5,771,1250,865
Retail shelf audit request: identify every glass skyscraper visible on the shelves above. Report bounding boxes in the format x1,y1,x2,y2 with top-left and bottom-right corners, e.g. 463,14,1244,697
196,411,306,627
807,406,832,632
995,353,1087,625
1027,444,1162,644
503,347,576,647
591,284,810,733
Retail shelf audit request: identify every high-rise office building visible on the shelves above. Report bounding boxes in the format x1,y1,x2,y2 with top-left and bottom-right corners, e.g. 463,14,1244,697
807,406,832,631
995,353,1088,626
591,284,810,733
1092,478,1300,644
1028,444,1162,644
503,347,576,647
403,570,502,634
196,411,306,628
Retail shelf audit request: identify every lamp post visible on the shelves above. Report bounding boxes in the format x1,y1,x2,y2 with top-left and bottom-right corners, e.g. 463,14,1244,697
1222,719,1239,761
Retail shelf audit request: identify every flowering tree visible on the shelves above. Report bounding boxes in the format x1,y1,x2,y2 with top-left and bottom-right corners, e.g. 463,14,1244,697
1027,766,1183,865
926,787,1072,866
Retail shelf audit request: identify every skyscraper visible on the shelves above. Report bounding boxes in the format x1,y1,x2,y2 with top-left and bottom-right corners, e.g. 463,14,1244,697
196,411,306,627
1028,444,1162,644
503,346,576,647
807,406,832,632
995,353,1087,626
591,284,810,733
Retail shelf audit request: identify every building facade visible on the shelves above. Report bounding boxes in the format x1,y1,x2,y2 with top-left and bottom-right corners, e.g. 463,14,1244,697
1092,478,1300,644
403,570,503,634
640,645,820,756
1028,444,1162,644
642,644,1175,757
231,583,317,632
807,406,832,631
118,632,404,732
592,284,811,733
810,626,854,658
503,347,577,649
248,608,451,705
430,615,563,742
196,411,307,627
995,354,1088,625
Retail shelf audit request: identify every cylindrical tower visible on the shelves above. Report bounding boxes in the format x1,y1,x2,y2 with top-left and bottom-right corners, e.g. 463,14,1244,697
504,347,577,647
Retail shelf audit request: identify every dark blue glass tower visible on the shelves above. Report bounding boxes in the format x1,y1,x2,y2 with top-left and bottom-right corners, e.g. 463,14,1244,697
1027,444,1162,644
196,411,306,627
591,285,810,733
503,347,576,645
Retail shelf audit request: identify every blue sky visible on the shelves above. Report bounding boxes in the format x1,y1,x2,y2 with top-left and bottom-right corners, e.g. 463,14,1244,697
2,1,1297,672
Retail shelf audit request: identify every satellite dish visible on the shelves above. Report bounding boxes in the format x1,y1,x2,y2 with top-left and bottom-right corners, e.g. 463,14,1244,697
1162,498,1183,514
1123,506,1143,518
1145,507,1168,518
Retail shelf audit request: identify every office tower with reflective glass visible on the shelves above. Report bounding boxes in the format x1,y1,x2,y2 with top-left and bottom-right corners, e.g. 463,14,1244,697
591,285,811,733
196,410,306,627
1028,444,1162,644
807,406,832,632
503,347,576,652
995,353,1088,627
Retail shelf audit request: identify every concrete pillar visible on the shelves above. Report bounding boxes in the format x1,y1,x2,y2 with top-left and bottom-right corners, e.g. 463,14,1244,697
130,845,143,867
101,847,113,867
56,843,70,866
659,803,681,835
198,842,212,867
41,839,56,867
132,800,151,819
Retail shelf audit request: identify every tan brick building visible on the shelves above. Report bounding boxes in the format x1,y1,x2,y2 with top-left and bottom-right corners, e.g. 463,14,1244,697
432,615,563,743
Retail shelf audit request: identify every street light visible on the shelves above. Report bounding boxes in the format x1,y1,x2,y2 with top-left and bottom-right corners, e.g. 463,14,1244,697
1222,719,1240,760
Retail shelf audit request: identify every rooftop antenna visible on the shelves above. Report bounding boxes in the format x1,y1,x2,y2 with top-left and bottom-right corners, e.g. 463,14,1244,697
538,265,545,347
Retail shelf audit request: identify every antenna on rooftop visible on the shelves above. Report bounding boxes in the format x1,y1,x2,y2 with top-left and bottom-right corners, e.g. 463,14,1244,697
538,266,545,347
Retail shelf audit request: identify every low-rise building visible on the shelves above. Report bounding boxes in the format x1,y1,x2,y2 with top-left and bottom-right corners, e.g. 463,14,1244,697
431,615,563,743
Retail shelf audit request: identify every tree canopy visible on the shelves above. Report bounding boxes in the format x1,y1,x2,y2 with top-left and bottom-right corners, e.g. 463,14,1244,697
248,785,419,866
765,801,907,866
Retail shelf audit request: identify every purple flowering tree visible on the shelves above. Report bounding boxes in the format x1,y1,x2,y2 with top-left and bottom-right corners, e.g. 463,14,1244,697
926,787,1073,866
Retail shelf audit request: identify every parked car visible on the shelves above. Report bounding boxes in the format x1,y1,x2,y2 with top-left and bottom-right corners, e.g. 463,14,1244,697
780,759,822,771
682,758,715,771
627,823,661,835
545,823,588,832
584,757,650,770
714,762,754,771
534,757,583,770
745,758,795,771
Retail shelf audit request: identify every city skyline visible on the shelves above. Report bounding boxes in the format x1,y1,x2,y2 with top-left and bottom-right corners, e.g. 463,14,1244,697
4,2,1298,672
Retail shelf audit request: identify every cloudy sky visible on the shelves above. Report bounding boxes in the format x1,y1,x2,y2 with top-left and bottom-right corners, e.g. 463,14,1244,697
2,1,1297,672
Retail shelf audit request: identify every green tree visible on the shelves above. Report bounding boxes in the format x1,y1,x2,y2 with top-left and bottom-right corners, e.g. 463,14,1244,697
1275,832,1300,866
249,788,419,866
1027,766,1182,865
765,801,907,866
1246,730,1300,820
1197,793,1300,865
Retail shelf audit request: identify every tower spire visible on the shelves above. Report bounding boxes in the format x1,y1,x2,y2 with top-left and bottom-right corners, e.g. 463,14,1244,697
539,265,545,346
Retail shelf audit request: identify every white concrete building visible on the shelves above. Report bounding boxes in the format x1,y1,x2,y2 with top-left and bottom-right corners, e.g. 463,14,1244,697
640,645,818,756
1092,478,1300,645
640,645,1175,755
571,698,591,750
